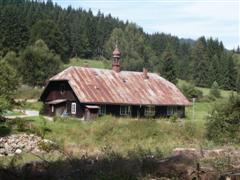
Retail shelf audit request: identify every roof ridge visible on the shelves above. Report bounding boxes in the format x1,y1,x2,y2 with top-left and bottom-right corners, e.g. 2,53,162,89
69,66,159,75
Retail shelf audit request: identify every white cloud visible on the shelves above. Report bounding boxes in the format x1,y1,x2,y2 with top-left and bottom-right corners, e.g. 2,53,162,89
53,0,240,49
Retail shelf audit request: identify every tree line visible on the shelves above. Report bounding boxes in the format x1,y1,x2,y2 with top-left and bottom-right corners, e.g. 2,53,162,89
0,0,239,92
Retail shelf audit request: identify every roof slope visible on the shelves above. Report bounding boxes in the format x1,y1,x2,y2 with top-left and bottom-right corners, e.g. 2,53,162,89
49,66,191,106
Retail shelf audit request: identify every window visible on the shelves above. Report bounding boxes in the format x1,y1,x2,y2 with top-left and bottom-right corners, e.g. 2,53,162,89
71,102,76,114
60,84,65,95
167,106,177,116
120,106,131,116
100,105,106,115
51,105,54,113
144,106,155,117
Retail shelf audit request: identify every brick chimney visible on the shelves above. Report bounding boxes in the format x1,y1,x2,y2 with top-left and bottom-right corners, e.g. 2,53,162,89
143,68,149,79
112,44,121,72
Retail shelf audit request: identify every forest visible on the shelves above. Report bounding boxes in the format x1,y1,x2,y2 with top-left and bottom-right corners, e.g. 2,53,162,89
1,1,240,178
0,0,239,91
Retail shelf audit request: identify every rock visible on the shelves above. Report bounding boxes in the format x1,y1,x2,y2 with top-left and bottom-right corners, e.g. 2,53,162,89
172,148,202,158
0,148,5,154
0,133,54,156
15,149,22,154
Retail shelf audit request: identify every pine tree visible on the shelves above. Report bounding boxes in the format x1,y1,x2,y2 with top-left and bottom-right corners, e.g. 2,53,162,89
236,71,240,93
209,81,221,99
161,46,177,84
223,55,237,90
191,37,209,87
177,43,191,80
0,60,19,114
208,54,220,86
30,20,66,61
237,45,240,54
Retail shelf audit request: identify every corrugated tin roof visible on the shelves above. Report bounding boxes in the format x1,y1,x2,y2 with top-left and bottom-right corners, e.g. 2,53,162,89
49,66,191,106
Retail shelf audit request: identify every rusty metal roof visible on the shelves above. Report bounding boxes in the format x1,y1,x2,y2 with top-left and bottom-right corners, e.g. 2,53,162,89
49,66,191,106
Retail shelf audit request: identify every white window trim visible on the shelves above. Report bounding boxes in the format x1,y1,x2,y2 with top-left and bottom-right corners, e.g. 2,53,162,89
100,105,106,115
120,105,131,116
71,102,77,114
144,106,155,117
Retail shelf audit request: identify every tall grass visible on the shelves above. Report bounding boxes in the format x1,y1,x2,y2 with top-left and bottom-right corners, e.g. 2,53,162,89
23,115,209,156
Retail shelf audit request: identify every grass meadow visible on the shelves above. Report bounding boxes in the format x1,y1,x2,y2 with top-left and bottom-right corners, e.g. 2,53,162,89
4,60,236,166
63,58,111,69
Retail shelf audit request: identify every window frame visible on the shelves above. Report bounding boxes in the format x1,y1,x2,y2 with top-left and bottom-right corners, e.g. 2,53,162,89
51,105,54,113
167,106,177,116
71,102,77,114
120,105,131,116
60,84,65,95
100,105,106,115
144,106,155,117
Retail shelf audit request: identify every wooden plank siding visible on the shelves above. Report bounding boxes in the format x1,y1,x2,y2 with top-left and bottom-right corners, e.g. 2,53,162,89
40,80,185,118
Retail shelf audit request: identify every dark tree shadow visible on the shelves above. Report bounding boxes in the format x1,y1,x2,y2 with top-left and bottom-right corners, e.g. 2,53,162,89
0,152,219,180
0,125,11,137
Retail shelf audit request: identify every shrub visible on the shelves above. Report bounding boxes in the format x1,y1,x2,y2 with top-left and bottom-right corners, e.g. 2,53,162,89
180,84,203,100
206,94,240,143
209,81,221,100
184,121,197,137
16,119,29,132
169,114,178,123
0,125,11,136
38,140,59,153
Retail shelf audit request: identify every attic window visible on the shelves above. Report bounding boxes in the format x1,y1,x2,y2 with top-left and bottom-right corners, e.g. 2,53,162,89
60,84,65,95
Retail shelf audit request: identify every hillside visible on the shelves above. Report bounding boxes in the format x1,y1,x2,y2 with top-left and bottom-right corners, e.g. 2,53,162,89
63,58,111,69
0,0,239,91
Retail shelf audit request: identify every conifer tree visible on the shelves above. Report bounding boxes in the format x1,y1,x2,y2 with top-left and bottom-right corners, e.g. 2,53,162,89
161,46,177,84
0,60,19,114
208,54,220,86
223,55,237,90
209,81,221,99
30,20,66,61
191,37,209,87
236,71,240,93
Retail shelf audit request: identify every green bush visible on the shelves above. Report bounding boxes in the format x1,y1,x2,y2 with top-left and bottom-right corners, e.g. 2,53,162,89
206,94,240,143
180,84,203,100
209,81,221,100
0,125,11,136
184,121,197,137
14,85,42,99
16,119,28,132
38,140,59,152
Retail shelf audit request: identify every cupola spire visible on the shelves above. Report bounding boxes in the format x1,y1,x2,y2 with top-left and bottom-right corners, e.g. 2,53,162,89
112,42,121,72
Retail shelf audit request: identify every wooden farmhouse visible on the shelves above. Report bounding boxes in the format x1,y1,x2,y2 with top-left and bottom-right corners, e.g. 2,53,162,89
40,47,191,120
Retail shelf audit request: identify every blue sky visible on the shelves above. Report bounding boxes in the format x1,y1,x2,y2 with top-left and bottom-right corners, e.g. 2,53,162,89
52,0,239,49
